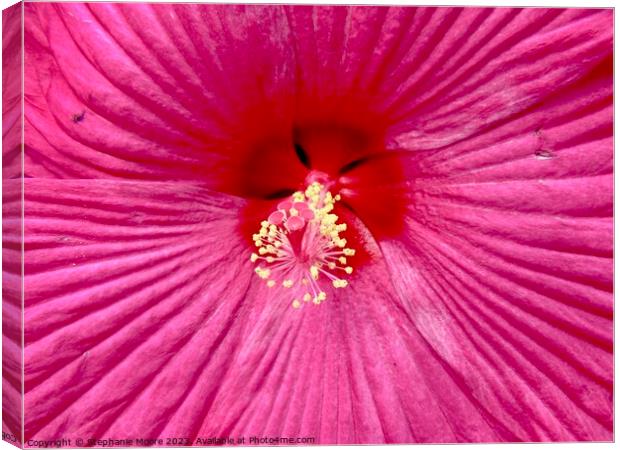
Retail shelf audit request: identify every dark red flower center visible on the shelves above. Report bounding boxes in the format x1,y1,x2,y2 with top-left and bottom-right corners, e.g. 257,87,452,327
212,94,408,257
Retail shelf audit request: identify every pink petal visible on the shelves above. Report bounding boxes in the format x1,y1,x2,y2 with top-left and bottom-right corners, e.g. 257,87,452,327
3,2,22,180
26,5,612,183
192,231,503,443
3,2,24,441
373,51,613,440
22,180,255,441
283,7,612,155
384,9,612,150
2,179,22,442
24,2,299,188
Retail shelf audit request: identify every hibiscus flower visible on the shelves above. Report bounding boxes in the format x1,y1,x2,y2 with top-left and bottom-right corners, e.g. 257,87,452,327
3,2,613,445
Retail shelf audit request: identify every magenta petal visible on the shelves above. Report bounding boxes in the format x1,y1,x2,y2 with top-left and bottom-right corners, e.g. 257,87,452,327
22,180,256,441
378,53,612,440
191,260,505,443
186,213,505,444
3,5,23,434
24,3,297,181
384,9,612,150
3,3,22,180
2,179,22,441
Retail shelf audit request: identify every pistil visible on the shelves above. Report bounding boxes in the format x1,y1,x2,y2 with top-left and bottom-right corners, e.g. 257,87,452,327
250,182,355,308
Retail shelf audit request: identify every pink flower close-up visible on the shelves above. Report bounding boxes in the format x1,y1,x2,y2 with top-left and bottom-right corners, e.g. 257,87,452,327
2,1,613,446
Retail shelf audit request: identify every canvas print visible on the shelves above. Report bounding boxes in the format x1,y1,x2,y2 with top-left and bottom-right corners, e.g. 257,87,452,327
1,1,614,447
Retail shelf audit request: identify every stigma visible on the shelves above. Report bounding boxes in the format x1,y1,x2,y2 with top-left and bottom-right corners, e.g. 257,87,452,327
250,182,355,308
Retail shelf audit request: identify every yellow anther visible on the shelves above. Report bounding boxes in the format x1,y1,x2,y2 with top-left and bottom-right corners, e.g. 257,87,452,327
255,267,271,279
310,265,319,280
324,214,338,224
332,279,348,288
251,181,355,309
